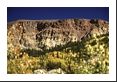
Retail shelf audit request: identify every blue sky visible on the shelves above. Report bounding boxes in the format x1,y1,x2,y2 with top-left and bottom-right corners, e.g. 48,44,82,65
7,7,109,22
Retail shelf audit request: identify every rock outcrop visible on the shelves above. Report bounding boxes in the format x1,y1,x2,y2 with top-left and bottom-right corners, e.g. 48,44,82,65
7,19,109,50
34,68,65,74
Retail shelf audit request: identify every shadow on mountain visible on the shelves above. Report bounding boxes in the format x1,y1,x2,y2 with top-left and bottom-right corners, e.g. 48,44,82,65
22,41,83,57
22,33,109,57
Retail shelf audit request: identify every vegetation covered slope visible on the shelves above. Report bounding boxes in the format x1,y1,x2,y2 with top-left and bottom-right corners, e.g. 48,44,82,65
7,33,109,74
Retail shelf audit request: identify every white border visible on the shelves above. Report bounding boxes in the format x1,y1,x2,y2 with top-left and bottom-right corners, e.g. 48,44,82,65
0,0,116,81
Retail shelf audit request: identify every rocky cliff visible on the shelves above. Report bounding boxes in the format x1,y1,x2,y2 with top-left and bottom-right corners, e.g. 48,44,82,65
7,19,109,50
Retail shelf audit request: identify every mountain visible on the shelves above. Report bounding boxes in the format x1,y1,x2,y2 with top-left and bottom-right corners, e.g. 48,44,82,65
7,19,109,74
7,19,108,50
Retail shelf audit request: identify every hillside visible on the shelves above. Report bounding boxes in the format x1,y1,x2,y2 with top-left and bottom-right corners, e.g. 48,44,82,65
7,19,109,74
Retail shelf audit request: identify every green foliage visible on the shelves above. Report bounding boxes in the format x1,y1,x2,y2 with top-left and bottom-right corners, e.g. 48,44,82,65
7,52,40,74
7,33,109,74
46,58,67,70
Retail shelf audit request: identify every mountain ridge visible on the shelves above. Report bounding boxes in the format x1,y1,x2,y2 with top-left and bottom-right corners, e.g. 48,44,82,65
7,18,109,50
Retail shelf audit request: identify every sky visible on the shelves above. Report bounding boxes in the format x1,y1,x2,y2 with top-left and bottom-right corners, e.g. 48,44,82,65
7,7,109,22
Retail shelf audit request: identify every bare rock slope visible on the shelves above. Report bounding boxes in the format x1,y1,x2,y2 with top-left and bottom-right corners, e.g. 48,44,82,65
7,19,109,50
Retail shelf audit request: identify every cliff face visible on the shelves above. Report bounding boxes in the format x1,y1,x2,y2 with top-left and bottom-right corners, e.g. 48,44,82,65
7,19,109,50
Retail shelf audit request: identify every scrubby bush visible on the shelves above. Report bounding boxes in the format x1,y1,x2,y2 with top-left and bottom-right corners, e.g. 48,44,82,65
7,33,109,74
7,52,40,74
